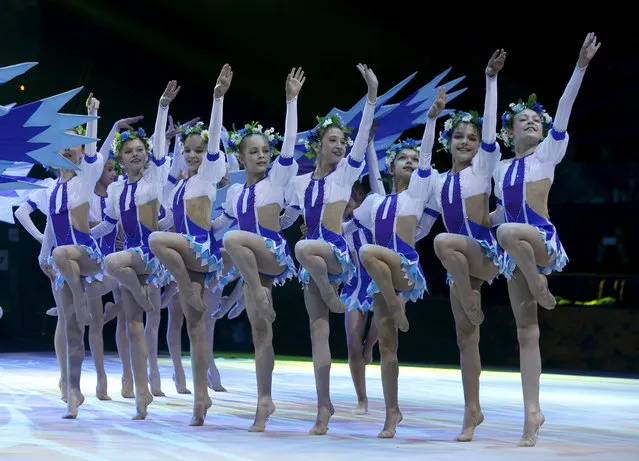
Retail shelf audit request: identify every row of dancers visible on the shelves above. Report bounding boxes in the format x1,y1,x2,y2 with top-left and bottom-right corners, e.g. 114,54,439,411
13,32,601,446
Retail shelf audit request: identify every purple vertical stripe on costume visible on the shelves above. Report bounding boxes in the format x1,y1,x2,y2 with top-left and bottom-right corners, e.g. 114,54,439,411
120,182,140,247
51,212,72,245
49,182,68,215
172,179,188,234
237,185,257,234
441,174,467,235
374,195,398,249
304,178,325,239
503,158,526,223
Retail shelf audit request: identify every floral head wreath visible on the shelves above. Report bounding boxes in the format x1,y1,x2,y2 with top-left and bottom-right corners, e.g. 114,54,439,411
498,93,553,148
385,138,421,169
227,121,282,157
107,149,124,176
438,110,483,152
72,125,87,136
111,127,153,155
180,121,209,143
301,114,354,159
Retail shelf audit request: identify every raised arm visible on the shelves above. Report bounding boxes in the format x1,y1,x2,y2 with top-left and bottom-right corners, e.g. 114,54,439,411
420,87,447,171
281,67,305,159
208,64,232,156
152,80,181,162
366,140,385,195
348,64,378,164
85,93,99,155
483,49,506,144
554,32,601,132
198,65,232,183
270,67,305,185
99,115,145,158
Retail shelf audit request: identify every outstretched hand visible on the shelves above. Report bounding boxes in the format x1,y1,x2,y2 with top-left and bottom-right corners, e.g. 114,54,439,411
486,49,507,77
86,92,100,112
427,87,447,119
166,116,202,140
578,32,601,68
286,67,306,102
160,80,181,107
214,64,233,99
356,63,378,101
117,115,144,131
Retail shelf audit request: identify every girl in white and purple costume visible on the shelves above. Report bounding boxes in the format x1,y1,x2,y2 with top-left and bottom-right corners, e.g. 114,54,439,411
287,63,378,436
491,33,601,448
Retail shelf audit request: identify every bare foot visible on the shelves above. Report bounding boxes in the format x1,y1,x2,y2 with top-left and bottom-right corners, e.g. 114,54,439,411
378,408,403,438
73,292,91,325
103,301,121,324
309,404,335,435
324,285,347,314
207,369,227,392
185,282,208,312
363,341,373,365
96,375,111,401
390,295,409,332
456,408,484,442
62,388,85,419
59,376,68,403
353,399,368,415
160,283,177,309
461,290,484,326
254,286,276,323
189,396,213,426
249,397,276,432
517,411,545,447
530,274,556,310
121,375,135,398
173,373,191,394
211,295,233,319
149,369,165,397
132,391,153,420
134,284,155,313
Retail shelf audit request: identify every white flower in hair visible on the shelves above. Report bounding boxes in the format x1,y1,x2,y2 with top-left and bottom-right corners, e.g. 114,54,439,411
322,118,332,128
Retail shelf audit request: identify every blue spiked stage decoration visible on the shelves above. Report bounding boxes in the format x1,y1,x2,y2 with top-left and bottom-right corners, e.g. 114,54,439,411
0,62,98,190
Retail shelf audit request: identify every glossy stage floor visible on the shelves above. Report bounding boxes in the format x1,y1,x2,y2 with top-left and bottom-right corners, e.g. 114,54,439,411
0,352,637,460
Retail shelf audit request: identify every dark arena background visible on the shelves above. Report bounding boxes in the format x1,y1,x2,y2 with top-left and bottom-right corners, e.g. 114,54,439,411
0,1,637,460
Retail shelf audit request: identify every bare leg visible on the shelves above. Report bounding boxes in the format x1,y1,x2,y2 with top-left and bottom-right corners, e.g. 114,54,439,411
149,232,209,312
244,279,276,432
58,285,86,419
508,267,545,447
115,310,134,398
359,244,412,332
205,288,226,392
450,282,484,442
433,233,499,325
121,287,153,420
167,293,190,394
105,251,155,313
295,239,347,314
181,273,212,426
345,310,368,414
145,294,165,397
362,313,378,365
304,280,334,435
88,296,110,400
52,283,68,402
497,224,556,309
52,245,101,324
223,230,284,323
373,294,403,438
